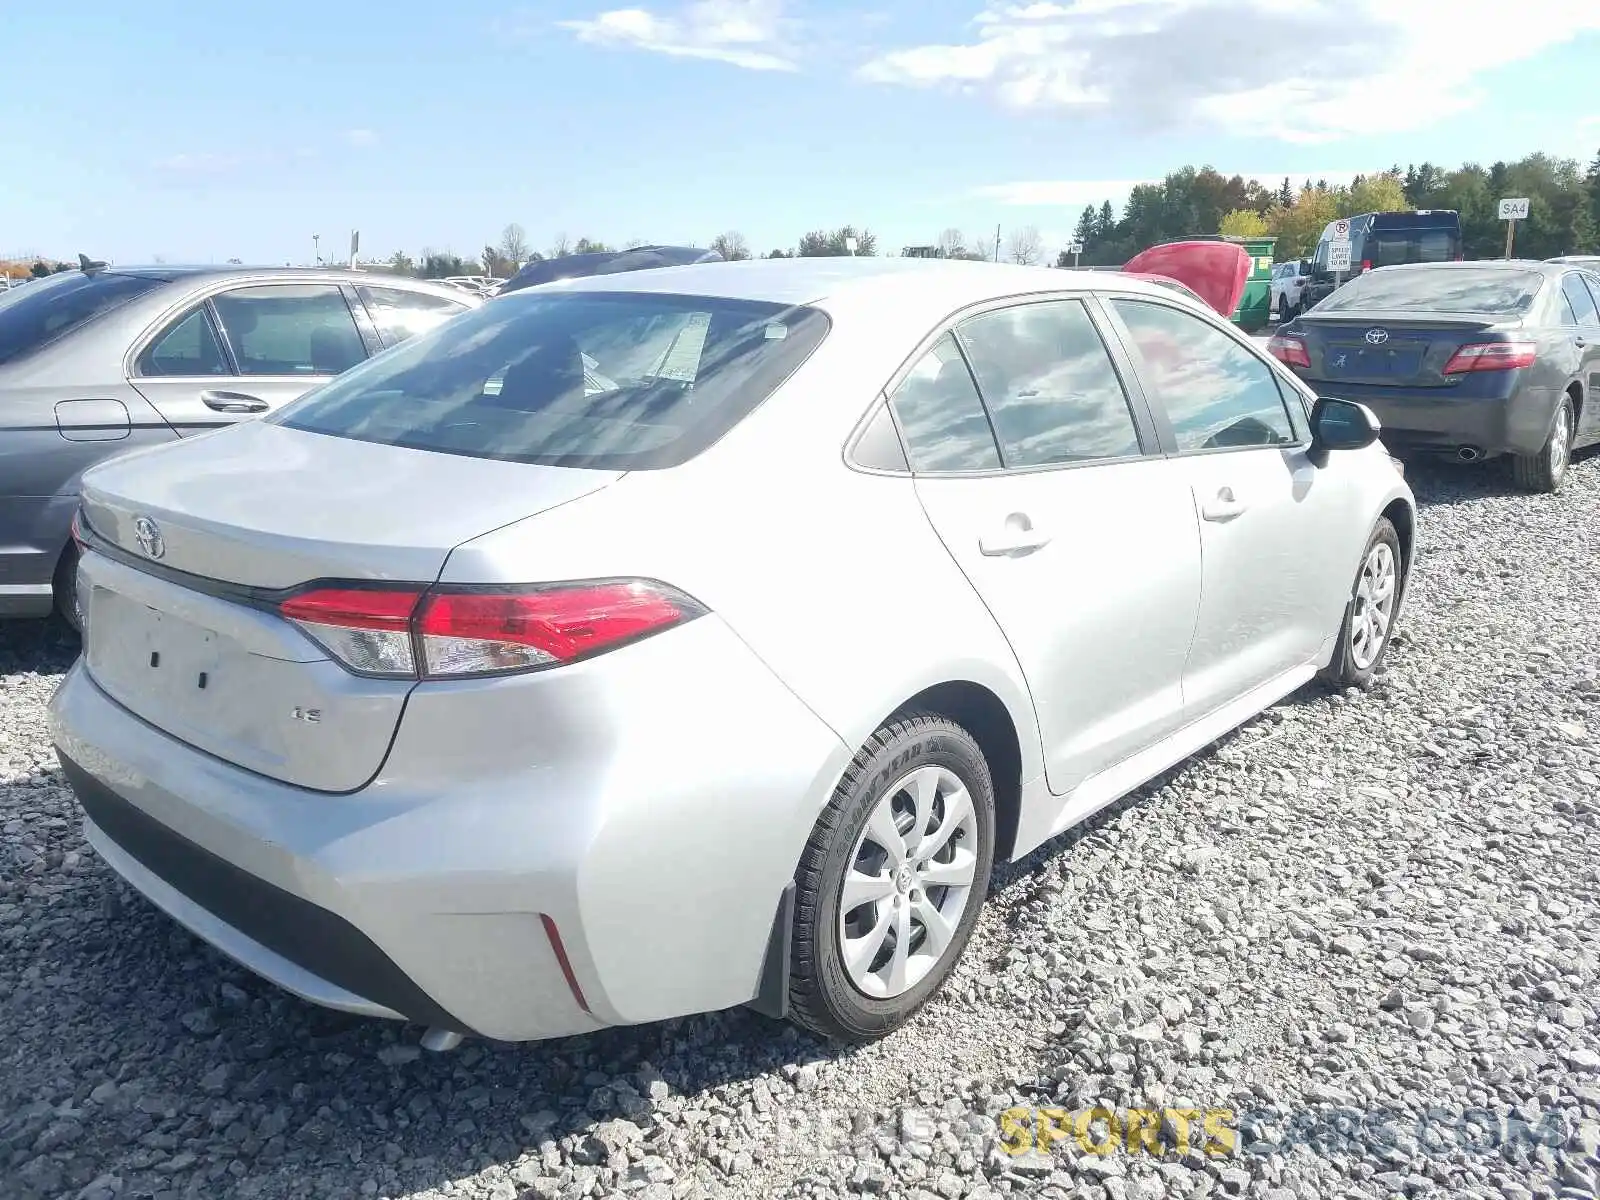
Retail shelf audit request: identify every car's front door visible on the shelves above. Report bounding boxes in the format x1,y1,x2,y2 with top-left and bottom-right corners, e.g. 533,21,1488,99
1102,294,1356,720
897,298,1203,797
129,282,369,432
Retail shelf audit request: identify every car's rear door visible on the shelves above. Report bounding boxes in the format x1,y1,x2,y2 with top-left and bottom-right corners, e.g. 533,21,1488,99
1102,294,1358,719
899,296,1202,798
1560,272,1600,444
129,282,370,432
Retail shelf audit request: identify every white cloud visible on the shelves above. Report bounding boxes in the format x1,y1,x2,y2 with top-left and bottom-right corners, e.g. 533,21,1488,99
859,0,1600,143
344,129,379,147
153,152,249,175
975,170,1366,209
560,0,799,71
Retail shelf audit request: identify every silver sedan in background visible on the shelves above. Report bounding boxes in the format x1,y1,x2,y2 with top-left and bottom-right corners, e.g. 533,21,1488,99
51,257,1414,1046
0,265,478,625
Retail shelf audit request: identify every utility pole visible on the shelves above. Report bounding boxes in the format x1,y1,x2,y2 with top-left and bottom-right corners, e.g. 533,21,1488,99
993,224,1001,263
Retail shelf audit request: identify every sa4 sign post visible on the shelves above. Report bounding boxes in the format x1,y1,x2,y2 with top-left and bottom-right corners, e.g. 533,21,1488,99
1498,198,1530,258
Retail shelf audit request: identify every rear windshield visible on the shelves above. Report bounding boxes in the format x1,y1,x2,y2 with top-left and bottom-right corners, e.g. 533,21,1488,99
1315,268,1543,315
1367,227,1459,267
0,271,165,366
274,290,830,470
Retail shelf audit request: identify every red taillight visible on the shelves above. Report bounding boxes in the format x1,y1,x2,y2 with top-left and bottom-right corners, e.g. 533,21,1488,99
1441,341,1537,375
279,580,704,679
279,588,419,631
1267,333,1310,369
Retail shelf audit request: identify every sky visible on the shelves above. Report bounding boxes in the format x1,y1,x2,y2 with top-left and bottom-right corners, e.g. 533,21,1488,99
4,0,1599,267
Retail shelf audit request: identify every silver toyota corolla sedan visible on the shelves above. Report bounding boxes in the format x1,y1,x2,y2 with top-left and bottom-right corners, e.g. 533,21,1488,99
50,257,1415,1046
0,264,479,625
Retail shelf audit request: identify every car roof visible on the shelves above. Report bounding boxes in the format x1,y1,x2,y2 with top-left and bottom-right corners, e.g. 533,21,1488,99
528,256,1177,311
83,265,475,295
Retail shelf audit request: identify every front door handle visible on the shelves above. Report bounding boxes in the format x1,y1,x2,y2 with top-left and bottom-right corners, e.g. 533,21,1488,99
1201,487,1249,522
1576,337,1590,349
201,390,268,414
979,515,1051,556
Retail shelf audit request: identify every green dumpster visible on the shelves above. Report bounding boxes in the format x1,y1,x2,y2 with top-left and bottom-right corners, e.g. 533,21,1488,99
1223,235,1277,333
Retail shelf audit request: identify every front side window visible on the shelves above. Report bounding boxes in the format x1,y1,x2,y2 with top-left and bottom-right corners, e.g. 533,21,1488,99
886,333,1001,472
136,308,229,376
1111,299,1295,452
275,290,830,471
956,300,1141,467
357,285,470,346
212,284,367,376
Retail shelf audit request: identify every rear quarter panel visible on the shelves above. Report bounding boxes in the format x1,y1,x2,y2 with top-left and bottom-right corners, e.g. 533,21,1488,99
1,377,178,596
438,299,1047,788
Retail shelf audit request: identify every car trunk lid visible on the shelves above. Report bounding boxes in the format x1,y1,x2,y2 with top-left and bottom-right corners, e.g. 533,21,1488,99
77,420,621,791
1294,310,1509,388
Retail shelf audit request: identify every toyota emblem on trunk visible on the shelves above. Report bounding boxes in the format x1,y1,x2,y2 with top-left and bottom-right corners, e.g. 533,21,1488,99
1365,328,1389,345
133,516,165,560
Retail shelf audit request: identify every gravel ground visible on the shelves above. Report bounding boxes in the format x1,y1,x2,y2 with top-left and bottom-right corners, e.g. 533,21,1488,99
4,456,1600,1200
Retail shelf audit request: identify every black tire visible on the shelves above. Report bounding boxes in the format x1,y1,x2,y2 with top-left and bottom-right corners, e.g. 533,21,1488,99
1320,517,1402,691
788,714,995,1043
1511,393,1574,494
53,543,83,634
1281,294,1299,322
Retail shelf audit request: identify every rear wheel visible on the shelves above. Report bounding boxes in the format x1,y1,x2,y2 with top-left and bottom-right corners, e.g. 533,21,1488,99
53,544,83,634
788,715,995,1043
1320,518,1402,691
1512,394,1574,494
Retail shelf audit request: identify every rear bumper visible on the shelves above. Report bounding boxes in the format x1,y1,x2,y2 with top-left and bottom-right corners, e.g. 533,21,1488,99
50,615,852,1041
1298,381,1552,459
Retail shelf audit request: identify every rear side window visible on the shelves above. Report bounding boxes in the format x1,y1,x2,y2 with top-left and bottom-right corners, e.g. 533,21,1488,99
275,290,830,470
357,285,470,346
887,333,1002,472
1561,275,1599,326
1112,299,1294,452
0,271,165,366
1315,268,1543,315
956,300,1141,466
137,308,229,376
212,284,367,376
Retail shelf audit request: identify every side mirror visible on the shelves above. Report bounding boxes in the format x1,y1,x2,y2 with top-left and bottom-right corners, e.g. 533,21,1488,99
1309,396,1381,465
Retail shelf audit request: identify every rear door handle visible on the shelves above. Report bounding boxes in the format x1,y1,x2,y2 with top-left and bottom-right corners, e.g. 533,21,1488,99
201,390,268,414
1200,487,1249,522
1576,337,1590,349
979,515,1051,556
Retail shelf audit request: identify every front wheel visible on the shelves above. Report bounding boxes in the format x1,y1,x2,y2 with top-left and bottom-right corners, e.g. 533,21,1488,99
1320,518,1402,691
788,715,995,1043
1512,395,1574,494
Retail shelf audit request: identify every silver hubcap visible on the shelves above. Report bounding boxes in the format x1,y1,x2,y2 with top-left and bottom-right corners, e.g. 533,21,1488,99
1350,542,1397,671
838,765,979,999
1550,404,1572,478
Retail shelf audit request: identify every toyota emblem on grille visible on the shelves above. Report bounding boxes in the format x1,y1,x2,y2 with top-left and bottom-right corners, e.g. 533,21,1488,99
1365,328,1389,345
133,516,165,560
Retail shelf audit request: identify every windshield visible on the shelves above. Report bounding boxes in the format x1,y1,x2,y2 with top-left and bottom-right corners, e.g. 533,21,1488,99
1314,268,1543,315
0,271,165,366
274,289,830,470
